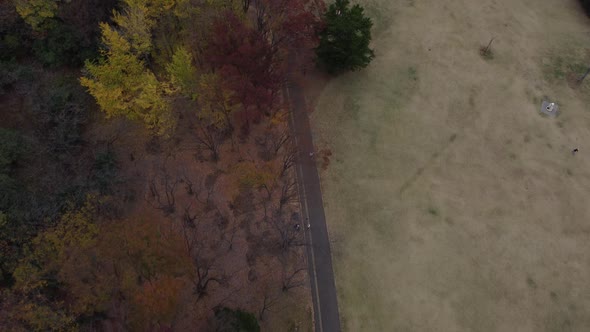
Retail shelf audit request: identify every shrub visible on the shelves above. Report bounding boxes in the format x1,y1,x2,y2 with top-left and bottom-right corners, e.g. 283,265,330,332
212,307,260,332
33,24,96,67
0,128,29,287
0,128,26,215
0,128,25,173
92,149,118,194
28,81,89,160
0,1,33,61
0,63,34,95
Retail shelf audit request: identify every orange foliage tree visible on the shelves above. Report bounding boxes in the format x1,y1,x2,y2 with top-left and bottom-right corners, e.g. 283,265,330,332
7,198,192,330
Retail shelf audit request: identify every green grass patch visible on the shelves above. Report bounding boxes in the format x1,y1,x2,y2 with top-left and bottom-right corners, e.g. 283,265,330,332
542,51,589,86
526,276,537,289
408,66,418,81
428,207,439,216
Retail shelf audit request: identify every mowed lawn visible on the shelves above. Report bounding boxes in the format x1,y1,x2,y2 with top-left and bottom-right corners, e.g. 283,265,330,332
311,0,590,331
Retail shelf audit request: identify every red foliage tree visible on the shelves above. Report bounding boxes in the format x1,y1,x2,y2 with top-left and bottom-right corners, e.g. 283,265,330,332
206,12,283,129
206,2,324,131
254,0,324,52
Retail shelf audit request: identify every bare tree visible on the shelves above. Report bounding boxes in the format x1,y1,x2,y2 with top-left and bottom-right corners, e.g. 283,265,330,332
195,174,217,211
179,167,200,196
191,251,225,299
280,145,297,177
146,165,180,215
270,212,302,251
261,182,274,202
182,203,198,228
221,216,239,251
271,130,290,157
256,127,292,160
195,124,223,162
179,202,226,299
281,266,306,292
258,291,279,321
278,178,297,213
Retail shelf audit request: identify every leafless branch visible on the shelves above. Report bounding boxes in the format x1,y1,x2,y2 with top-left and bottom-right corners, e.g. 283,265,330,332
145,165,179,215
258,291,279,321
278,178,297,213
281,266,306,292
195,124,223,162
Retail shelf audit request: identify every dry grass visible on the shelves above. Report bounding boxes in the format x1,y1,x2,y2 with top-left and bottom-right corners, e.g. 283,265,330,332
310,0,590,331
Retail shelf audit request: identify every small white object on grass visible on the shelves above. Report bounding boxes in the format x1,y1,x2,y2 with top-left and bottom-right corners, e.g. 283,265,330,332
540,101,559,117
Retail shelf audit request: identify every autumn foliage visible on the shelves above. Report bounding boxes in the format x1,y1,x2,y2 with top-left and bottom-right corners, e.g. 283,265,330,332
3,0,327,329
80,23,172,134
79,0,324,135
254,0,324,51
206,11,283,126
6,199,191,331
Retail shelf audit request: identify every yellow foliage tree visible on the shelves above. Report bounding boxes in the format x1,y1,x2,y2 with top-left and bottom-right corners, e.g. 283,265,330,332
9,300,77,332
111,0,193,59
10,200,99,331
14,0,65,32
13,202,98,292
206,0,243,15
166,46,198,98
9,199,192,329
125,0,180,17
113,1,155,57
80,23,173,134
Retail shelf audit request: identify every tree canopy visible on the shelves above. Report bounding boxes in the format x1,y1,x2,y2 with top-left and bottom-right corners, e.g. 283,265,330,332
315,0,374,74
80,23,172,134
14,0,61,32
166,46,198,98
2,0,325,329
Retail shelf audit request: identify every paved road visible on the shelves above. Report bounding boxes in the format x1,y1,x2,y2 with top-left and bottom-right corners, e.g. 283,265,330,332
286,73,342,332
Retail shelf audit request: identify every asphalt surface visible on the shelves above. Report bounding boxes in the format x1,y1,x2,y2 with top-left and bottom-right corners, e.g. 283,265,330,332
286,74,342,332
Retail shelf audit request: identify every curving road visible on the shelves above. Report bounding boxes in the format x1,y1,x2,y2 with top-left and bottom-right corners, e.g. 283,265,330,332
286,69,342,332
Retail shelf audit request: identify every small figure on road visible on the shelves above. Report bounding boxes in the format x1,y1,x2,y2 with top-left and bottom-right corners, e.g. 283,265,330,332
294,223,301,231
309,152,314,158
572,148,579,155
306,223,311,229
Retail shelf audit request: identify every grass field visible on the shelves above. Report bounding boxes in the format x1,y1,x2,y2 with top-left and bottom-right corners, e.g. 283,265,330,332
310,0,590,331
